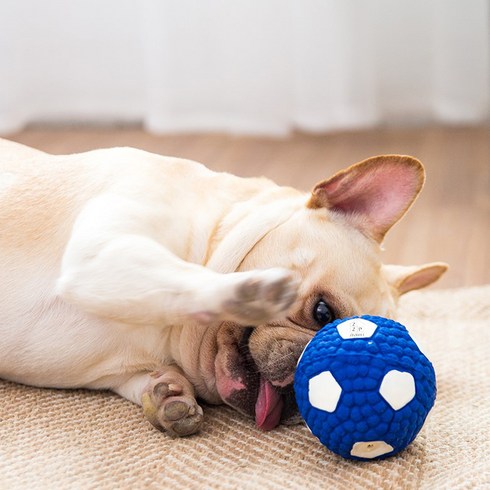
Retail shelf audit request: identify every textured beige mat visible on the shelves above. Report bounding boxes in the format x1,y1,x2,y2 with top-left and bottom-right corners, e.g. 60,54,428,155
1,286,489,489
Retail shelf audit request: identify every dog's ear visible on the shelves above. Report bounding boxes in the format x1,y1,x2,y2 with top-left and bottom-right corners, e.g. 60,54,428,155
307,155,425,242
383,263,448,295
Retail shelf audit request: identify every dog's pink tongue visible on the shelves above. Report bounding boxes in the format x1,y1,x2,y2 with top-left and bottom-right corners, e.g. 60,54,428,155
255,377,284,431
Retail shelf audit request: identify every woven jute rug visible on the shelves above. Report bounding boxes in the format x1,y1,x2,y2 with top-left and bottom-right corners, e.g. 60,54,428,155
1,286,489,489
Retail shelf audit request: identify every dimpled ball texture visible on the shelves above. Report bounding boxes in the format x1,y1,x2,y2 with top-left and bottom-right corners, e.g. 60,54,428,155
294,316,436,461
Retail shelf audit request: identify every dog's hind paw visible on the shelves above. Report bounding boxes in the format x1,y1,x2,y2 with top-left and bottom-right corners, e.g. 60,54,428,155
142,375,204,437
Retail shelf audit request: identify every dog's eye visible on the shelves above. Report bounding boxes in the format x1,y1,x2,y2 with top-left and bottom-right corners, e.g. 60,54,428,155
313,300,335,326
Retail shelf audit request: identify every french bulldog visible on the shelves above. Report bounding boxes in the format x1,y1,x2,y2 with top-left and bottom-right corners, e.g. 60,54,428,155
0,138,446,436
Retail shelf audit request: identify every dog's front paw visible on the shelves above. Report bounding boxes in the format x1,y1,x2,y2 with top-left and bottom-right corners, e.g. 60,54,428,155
222,268,299,325
142,379,204,437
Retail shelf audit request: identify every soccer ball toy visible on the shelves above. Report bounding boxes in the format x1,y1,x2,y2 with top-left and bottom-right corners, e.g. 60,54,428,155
294,316,436,461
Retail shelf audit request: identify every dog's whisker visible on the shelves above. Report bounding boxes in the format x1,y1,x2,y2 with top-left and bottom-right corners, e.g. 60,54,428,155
264,351,297,370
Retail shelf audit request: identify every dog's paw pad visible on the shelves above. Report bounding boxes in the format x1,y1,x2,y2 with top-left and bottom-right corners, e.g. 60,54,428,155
143,381,204,437
159,395,203,437
168,404,204,437
223,300,265,323
153,382,182,401
237,278,262,301
224,268,298,325
163,398,191,421
262,271,296,304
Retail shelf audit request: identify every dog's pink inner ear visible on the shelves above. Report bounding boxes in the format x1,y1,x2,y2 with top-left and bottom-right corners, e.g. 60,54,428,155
308,155,425,242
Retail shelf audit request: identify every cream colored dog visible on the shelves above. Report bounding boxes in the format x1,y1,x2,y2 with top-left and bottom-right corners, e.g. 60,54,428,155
0,138,446,436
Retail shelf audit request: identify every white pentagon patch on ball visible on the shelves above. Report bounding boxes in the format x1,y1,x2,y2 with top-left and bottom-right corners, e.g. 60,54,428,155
350,441,395,459
379,370,416,410
336,318,378,339
308,371,342,413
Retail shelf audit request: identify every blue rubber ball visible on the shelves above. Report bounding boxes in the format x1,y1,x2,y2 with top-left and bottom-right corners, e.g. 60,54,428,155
294,316,436,461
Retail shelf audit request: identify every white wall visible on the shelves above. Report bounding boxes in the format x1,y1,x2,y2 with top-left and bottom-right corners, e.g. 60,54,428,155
0,0,145,130
0,0,489,135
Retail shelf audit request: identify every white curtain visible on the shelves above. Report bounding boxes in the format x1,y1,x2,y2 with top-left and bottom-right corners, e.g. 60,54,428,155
0,0,488,135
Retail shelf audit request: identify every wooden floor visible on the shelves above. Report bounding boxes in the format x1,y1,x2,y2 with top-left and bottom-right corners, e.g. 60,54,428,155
6,125,490,289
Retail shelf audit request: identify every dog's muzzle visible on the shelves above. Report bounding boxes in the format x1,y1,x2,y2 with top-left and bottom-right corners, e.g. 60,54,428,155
215,324,310,430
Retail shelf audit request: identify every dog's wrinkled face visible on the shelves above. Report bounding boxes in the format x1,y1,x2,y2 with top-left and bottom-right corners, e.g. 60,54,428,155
192,156,447,429
214,212,398,429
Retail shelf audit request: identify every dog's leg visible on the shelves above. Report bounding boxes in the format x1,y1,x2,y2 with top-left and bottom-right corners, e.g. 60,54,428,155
115,366,204,437
57,193,298,326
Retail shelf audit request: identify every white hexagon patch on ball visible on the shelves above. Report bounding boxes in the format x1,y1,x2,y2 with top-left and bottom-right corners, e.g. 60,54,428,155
308,371,342,413
379,370,416,410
